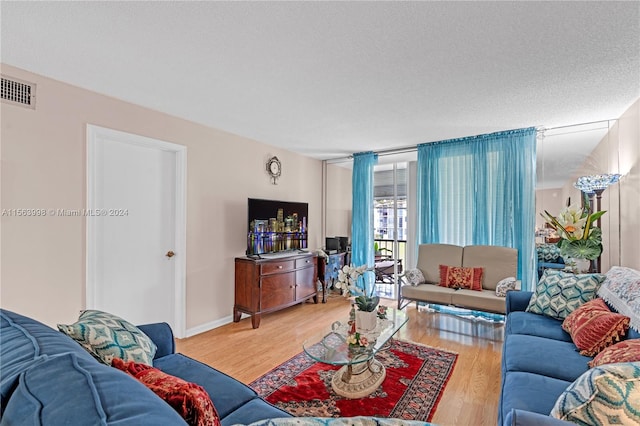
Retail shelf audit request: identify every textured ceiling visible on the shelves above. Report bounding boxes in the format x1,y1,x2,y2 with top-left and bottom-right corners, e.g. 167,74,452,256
1,1,639,165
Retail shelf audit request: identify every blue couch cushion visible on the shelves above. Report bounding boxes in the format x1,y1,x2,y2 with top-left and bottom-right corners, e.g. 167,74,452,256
506,311,572,342
153,353,265,420
219,398,291,426
1,352,186,425
501,371,572,423
505,408,575,426
0,309,95,408
504,335,591,382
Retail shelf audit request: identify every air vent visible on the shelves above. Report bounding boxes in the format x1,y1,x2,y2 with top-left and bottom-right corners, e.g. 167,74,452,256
1,75,36,109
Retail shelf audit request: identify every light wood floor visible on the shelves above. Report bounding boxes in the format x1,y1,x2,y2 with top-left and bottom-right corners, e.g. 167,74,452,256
176,292,504,426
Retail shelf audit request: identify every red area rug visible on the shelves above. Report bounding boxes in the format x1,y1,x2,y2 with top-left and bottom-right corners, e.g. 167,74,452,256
249,339,457,422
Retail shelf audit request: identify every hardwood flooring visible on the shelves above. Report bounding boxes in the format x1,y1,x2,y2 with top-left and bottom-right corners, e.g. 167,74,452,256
176,292,504,426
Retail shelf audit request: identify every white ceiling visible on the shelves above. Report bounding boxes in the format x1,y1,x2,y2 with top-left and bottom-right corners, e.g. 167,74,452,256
1,1,639,167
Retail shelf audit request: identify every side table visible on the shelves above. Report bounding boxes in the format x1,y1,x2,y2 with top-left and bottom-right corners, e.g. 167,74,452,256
317,252,347,302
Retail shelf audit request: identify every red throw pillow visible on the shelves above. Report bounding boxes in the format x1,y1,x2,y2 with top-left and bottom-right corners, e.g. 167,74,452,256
439,265,483,291
562,298,630,357
112,358,220,426
588,339,640,368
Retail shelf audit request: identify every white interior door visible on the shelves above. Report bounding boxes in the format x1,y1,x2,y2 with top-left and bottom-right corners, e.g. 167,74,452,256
87,125,186,337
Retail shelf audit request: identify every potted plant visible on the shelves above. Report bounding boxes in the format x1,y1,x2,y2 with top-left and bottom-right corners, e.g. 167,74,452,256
336,264,379,331
541,204,606,273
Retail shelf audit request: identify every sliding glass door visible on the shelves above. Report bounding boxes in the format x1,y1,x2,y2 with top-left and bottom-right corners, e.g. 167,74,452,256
373,162,407,298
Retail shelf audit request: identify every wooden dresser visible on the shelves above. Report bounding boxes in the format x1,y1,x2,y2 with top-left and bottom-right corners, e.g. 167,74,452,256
234,253,318,328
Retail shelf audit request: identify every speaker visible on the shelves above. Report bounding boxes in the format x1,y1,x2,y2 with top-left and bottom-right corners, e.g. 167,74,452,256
336,236,349,252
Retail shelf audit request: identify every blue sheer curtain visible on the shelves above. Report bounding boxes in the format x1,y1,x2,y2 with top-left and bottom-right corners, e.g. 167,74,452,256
351,151,378,295
416,128,537,290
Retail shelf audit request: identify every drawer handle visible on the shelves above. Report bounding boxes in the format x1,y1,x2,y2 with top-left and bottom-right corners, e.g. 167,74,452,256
277,265,283,269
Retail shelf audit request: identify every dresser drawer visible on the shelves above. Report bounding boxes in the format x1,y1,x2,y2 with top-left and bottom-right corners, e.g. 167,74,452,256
295,257,315,269
261,260,294,275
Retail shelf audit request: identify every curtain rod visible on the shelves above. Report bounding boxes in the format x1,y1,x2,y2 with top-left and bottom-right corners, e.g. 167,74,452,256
324,118,616,164
537,119,615,133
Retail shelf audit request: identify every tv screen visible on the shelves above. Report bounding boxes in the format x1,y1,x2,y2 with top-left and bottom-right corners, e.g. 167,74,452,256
247,198,308,256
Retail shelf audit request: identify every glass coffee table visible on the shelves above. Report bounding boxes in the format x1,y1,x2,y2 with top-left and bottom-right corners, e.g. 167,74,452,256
302,307,408,399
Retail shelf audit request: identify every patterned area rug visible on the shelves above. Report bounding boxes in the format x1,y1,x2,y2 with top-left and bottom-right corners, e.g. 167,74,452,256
249,340,457,422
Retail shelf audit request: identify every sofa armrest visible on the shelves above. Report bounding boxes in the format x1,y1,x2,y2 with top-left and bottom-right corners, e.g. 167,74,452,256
506,291,533,314
137,322,175,359
506,409,575,426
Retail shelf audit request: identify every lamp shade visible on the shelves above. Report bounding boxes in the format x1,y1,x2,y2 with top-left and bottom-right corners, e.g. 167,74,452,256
574,174,621,193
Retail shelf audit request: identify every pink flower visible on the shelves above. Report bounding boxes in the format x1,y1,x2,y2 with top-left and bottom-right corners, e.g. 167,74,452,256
358,336,369,347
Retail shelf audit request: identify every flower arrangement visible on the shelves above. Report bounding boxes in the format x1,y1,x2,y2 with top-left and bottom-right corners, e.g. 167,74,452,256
346,332,370,348
540,205,606,261
336,264,379,312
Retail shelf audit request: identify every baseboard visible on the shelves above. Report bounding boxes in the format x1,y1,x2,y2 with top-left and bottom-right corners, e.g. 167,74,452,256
184,312,251,338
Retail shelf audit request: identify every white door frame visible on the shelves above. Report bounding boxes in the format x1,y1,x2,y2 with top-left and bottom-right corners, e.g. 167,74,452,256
86,124,187,338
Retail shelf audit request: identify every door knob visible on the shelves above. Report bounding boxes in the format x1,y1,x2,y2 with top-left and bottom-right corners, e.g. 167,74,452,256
166,251,175,258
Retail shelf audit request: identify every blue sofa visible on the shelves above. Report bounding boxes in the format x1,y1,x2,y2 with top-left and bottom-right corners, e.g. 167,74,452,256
0,308,290,425
498,290,640,425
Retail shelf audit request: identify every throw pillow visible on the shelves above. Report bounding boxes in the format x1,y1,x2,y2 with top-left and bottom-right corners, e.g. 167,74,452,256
112,358,220,426
597,266,640,332
58,310,157,366
526,269,605,320
589,339,640,368
495,277,517,297
550,362,640,424
404,268,426,286
562,298,630,356
439,265,483,291
537,244,562,262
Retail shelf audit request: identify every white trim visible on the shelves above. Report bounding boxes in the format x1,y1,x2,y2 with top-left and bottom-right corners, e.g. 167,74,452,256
185,313,252,338
185,316,234,338
86,124,187,338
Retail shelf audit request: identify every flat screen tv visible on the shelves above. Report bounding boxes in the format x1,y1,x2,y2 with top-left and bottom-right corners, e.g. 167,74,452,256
247,198,308,256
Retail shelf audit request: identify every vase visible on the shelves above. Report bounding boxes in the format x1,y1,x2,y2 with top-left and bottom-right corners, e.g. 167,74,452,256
356,310,377,332
567,257,591,273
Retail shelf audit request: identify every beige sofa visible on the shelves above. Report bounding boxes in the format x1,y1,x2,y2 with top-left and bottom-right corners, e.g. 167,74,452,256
398,244,519,314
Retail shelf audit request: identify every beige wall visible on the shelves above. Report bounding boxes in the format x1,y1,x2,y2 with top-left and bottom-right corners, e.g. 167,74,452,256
324,163,352,243
535,188,566,230
617,100,640,270
0,64,323,332
559,99,639,271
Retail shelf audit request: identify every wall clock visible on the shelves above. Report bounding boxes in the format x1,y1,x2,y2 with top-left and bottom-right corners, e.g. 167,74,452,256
266,156,281,184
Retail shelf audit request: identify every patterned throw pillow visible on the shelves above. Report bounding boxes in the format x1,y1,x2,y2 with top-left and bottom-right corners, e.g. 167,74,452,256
597,266,640,332
526,270,605,320
495,277,517,297
439,265,483,291
404,268,426,286
550,362,640,424
562,298,630,356
589,339,640,368
537,244,562,262
112,358,220,426
58,310,157,366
